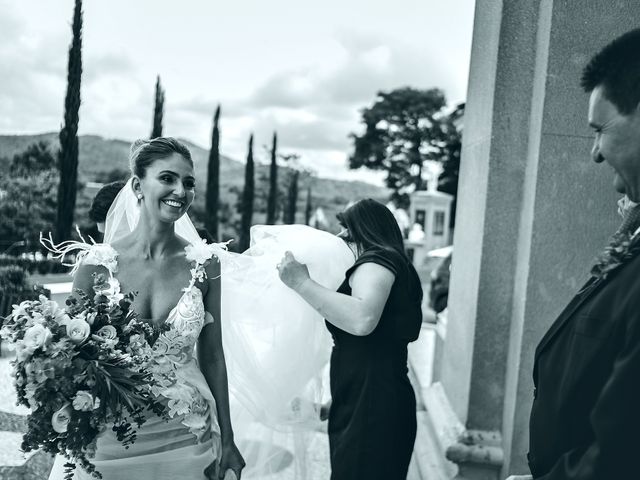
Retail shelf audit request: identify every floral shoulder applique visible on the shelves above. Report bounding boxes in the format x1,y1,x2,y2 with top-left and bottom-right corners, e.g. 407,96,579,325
40,230,118,276
183,238,231,290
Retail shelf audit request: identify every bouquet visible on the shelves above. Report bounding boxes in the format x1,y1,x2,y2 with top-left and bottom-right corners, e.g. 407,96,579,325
0,272,169,479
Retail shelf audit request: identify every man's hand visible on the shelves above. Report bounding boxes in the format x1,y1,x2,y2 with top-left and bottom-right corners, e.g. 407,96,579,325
505,475,533,480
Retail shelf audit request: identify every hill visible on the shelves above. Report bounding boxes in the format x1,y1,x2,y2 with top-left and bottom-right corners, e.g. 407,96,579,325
0,133,389,239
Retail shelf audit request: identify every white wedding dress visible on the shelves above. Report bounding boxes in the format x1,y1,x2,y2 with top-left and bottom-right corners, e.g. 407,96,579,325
47,222,354,480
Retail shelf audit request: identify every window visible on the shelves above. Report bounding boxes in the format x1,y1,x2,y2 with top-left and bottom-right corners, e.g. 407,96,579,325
433,211,445,236
415,210,426,229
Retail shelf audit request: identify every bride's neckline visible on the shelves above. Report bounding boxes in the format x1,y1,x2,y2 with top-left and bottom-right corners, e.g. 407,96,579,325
109,244,199,328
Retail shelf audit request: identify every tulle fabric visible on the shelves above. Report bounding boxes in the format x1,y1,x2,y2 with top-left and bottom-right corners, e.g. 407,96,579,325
220,225,353,478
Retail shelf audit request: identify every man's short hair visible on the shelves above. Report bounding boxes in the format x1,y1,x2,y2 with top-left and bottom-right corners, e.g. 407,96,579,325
581,28,640,115
89,180,126,223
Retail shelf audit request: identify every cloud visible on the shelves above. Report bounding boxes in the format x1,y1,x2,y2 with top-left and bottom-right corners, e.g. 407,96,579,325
239,29,455,112
169,27,460,178
249,110,353,152
84,52,137,83
0,12,67,133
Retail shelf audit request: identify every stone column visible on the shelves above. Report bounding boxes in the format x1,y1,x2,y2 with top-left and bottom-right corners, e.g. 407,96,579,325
419,1,640,478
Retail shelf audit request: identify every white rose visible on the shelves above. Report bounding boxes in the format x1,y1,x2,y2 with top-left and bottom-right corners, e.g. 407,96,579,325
91,325,118,347
72,391,98,412
93,325,117,340
22,324,53,352
66,318,90,344
51,403,73,433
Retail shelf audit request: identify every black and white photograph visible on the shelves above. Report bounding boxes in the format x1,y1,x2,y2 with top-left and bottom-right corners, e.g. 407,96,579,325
1,1,639,479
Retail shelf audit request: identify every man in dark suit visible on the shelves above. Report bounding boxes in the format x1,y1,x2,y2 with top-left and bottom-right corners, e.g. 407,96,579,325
507,29,640,480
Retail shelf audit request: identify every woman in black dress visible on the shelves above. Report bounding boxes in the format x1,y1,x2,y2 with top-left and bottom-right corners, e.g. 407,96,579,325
277,199,423,480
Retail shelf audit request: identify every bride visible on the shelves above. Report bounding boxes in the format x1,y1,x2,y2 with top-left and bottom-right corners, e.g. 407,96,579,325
48,137,354,479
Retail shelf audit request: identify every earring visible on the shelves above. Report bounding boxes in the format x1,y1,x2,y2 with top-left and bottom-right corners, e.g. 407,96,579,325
137,193,143,200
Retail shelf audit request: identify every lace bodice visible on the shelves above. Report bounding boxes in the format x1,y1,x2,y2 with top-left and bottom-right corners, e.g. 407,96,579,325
76,240,221,434
152,287,206,364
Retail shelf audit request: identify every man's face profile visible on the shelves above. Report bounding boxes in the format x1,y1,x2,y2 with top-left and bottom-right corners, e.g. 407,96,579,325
588,85,640,201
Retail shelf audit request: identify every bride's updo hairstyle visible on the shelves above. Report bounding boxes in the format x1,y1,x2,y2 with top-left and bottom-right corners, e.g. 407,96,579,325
129,137,193,178
336,198,408,260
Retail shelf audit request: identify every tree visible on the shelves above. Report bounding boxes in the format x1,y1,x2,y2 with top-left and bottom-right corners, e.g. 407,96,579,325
304,186,312,226
9,142,57,176
438,102,465,227
205,105,221,240
283,170,299,225
55,0,83,242
238,134,255,251
348,87,449,205
266,132,278,225
1,144,59,247
151,75,165,139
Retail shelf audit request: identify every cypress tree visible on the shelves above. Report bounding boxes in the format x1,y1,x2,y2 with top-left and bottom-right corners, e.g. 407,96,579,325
150,75,165,139
304,186,312,226
284,170,299,225
239,134,255,251
55,0,83,242
205,105,221,240
266,132,278,225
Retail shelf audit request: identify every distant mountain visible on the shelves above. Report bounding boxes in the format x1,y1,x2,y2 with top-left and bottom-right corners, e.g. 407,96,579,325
0,133,389,237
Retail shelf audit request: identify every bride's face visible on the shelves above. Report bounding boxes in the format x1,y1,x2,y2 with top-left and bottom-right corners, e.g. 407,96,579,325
135,153,196,224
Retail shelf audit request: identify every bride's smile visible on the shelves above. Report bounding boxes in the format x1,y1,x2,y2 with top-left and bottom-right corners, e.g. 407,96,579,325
133,152,196,224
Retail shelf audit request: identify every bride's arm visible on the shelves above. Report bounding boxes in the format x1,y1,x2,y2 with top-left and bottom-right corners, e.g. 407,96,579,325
198,258,235,443
198,259,245,475
279,252,395,336
71,263,107,297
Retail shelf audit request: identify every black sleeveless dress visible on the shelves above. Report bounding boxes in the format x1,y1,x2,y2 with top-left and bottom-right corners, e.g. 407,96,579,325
326,247,423,480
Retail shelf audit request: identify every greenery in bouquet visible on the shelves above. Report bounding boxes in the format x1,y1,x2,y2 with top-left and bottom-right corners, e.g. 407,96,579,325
0,273,170,479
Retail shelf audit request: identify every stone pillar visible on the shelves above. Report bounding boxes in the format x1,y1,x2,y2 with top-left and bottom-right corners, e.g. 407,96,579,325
419,1,640,478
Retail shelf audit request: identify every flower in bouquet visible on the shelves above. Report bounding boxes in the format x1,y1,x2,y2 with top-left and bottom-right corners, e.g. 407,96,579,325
51,403,73,433
0,272,170,479
65,317,91,344
16,323,53,361
72,391,100,412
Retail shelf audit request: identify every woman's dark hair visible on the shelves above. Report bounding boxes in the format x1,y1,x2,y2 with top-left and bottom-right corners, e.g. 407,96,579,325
88,180,126,223
336,199,407,258
129,137,193,178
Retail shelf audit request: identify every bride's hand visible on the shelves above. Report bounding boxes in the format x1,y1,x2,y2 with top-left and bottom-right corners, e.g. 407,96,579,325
217,442,245,480
277,251,311,291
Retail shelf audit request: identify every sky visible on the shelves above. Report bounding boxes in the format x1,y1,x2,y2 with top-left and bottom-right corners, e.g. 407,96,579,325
0,0,476,184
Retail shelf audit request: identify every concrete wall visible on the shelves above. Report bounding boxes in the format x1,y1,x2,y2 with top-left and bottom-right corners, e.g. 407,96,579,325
425,1,640,478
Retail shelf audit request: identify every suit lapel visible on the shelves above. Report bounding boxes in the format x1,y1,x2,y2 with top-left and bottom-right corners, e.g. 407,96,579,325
535,241,640,364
